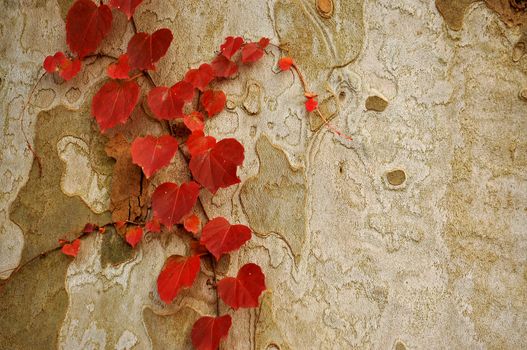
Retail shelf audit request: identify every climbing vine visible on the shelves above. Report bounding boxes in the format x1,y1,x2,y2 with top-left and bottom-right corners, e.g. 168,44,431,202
4,0,351,348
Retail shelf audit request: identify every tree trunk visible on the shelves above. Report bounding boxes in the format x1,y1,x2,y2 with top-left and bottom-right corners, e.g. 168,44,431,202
1,0,526,349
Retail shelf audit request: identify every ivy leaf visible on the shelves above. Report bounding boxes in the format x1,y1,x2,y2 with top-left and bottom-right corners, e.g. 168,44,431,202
211,55,238,78
220,36,244,59
241,38,269,64
201,90,226,117
127,28,173,70
191,315,232,350
61,239,81,257
125,226,143,248
66,0,113,59
91,80,140,132
107,54,131,79
200,217,251,260
189,137,244,193
183,213,200,234
184,64,214,91
109,0,143,20
278,57,293,71
43,52,82,81
183,111,205,132
147,86,184,120
217,263,266,310
131,135,178,178
305,97,318,112
151,182,200,228
186,131,216,157
157,255,201,304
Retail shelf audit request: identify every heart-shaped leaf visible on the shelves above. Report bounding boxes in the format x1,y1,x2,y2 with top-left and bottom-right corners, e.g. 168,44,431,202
220,36,244,59
91,80,140,132
61,239,81,257
66,0,113,58
217,263,266,310
191,315,232,350
201,90,226,116
127,28,173,70
131,135,178,178
184,64,214,91
107,54,131,79
200,217,251,260
152,182,200,227
125,226,143,248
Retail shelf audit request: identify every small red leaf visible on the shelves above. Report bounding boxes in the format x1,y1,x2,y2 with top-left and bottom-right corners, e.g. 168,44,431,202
201,90,226,117
131,135,178,178
217,263,266,310
127,28,173,70
145,217,161,233
147,86,184,120
107,54,131,79
186,131,216,157
109,0,143,20
278,57,294,71
184,64,214,91
91,80,140,132
66,0,113,58
258,37,270,49
200,217,251,260
211,55,238,78
305,97,318,112
189,138,244,193
157,255,201,303
242,43,264,63
183,214,201,234
191,315,232,350
152,182,200,228
43,52,82,81
183,111,205,132
220,36,244,59
125,226,143,248
61,239,81,257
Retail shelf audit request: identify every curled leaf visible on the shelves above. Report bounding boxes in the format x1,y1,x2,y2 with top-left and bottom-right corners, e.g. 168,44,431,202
305,97,318,112
43,52,82,80
157,255,201,303
278,57,294,71
183,111,205,132
183,213,201,234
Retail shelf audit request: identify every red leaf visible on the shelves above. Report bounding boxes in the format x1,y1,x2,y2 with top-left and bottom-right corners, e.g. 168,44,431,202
211,55,238,78
183,214,200,234
200,217,251,260
145,217,161,233
217,263,266,310
220,36,244,59
186,131,216,157
305,97,318,112
91,80,140,132
147,86,184,120
241,42,266,63
258,37,270,49
157,255,201,303
114,221,126,229
184,64,214,91
125,226,143,248
171,80,195,102
43,52,82,81
61,239,81,257
191,315,232,350
183,111,205,132
127,28,173,70
82,223,99,233
151,182,200,227
109,0,143,20
107,54,131,79
201,90,226,117
131,135,178,178
66,0,113,58
189,138,244,193
278,57,294,71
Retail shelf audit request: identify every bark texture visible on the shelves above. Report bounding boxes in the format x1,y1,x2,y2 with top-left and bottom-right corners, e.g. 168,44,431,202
1,0,526,349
